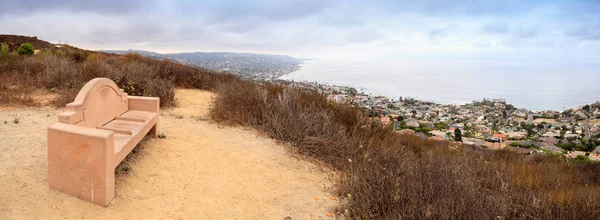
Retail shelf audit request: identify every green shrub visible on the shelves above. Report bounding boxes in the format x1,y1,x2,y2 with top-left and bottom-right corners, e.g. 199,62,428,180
0,43,9,59
17,43,34,55
571,155,592,164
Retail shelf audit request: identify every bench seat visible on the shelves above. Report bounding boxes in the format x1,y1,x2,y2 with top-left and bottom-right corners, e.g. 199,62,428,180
100,110,158,166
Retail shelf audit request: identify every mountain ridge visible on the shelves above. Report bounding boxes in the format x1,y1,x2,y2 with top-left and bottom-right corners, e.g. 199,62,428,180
101,49,301,80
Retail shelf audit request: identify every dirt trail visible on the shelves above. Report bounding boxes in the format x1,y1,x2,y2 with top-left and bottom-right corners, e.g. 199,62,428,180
0,89,339,219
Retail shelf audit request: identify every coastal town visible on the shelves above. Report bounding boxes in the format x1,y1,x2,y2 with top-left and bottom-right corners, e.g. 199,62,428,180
279,80,600,162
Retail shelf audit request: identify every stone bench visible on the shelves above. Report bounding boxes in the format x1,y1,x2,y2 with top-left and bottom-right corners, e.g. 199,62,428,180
47,78,160,206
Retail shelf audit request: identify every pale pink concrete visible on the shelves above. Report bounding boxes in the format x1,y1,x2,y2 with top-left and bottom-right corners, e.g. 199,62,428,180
48,78,160,206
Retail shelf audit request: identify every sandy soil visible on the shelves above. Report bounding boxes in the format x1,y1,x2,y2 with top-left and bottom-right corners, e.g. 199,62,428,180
0,89,339,219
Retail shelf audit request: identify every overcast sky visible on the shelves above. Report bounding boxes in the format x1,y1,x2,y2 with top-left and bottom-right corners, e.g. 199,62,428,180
1,0,599,62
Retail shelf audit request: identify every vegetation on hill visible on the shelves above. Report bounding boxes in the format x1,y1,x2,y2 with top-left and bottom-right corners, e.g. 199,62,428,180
0,44,236,107
1,36,600,219
209,80,600,219
0,35,55,51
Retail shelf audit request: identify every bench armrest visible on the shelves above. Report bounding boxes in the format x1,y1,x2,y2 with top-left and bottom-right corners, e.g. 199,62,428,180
47,123,115,206
128,96,159,112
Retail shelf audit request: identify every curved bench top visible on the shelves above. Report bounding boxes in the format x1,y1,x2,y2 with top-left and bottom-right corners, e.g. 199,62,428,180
67,78,127,110
59,78,129,127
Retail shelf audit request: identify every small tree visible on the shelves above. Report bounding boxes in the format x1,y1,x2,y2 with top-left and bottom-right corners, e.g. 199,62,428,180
537,123,544,130
583,105,591,112
0,43,9,59
17,43,34,55
454,128,462,142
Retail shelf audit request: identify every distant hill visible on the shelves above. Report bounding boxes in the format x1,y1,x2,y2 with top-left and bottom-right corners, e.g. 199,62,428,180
0,35,56,51
102,50,302,80
101,49,164,58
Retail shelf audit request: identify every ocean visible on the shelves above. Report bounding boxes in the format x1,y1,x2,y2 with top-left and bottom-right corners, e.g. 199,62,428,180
281,59,600,111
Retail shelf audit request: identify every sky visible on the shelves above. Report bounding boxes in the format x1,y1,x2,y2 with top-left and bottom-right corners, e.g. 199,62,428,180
1,0,599,63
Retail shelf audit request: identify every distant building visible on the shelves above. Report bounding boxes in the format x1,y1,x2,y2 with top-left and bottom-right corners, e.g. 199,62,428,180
405,118,419,128
428,136,446,141
492,133,508,142
506,132,526,140
557,117,574,123
380,116,390,126
542,132,561,138
396,129,415,135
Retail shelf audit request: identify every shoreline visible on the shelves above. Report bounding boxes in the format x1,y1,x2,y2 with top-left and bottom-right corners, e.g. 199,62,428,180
277,62,597,113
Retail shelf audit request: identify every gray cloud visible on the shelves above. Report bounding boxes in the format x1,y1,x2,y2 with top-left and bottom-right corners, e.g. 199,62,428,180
0,0,598,61
514,27,539,39
480,23,509,34
566,23,600,40
375,0,548,17
174,0,337,22
346,29,383,43
0,0,152,14
427,25,456,40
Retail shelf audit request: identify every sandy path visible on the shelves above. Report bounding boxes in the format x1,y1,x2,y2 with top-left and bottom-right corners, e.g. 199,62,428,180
0,89,338,219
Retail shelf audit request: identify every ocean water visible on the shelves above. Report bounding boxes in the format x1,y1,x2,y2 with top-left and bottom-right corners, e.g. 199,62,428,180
282,59,600,111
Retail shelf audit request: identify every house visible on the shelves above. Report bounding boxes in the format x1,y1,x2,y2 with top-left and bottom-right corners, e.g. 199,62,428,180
396,129,415,135
594,109,600,117
540,137,559,145
499,126,515,134
566,151,587,159
492,133,508,142
430,130,447,137
564,133,579,138
540,145,563,153
380,116,390,126
428,136,446,141
557,117,574,123
405,118,419,128
506,131,526,140
463,138,486,146
329,94,351,103
542,132,561,138
506,146,535,155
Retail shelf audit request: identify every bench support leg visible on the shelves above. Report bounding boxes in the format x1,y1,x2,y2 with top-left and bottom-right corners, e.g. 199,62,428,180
48,124,116,206
150,115,160,137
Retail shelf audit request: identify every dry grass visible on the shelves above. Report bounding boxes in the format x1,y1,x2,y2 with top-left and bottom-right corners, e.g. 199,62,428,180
0,46,237,107
209,79,600,219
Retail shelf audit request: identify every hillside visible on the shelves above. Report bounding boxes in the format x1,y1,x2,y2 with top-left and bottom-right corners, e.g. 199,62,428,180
0,35,55,51
2,36,600,219
102,50,301,80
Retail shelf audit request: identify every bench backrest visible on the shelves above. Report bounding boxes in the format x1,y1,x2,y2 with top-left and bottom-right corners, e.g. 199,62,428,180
58,78,129,128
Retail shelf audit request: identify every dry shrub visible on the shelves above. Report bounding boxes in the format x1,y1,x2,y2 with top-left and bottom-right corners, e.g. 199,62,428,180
209,78,600,219
0,85,35,106
0,48,232,107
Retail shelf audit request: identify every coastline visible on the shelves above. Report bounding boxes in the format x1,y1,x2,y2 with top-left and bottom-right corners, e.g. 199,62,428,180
278,60,598,112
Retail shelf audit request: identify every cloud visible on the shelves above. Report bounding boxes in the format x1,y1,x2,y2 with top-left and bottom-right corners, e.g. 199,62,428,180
514,27,539,39
0,0,597,63
427,25,457,41
480,23,509,34
566,23,600,40
0,0,152,14
173,0,337,22
346,29,383,43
